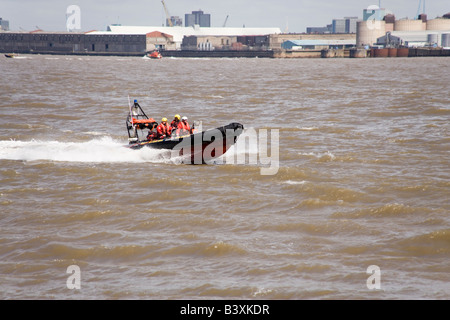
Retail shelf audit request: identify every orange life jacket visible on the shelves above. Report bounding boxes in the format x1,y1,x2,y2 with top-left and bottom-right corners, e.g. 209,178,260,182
177,120,192,136
157,122,171,138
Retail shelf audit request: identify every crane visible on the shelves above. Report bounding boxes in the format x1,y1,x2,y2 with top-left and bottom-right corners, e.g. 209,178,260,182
416,0,426,19
222,15,229,28
161,0,173,27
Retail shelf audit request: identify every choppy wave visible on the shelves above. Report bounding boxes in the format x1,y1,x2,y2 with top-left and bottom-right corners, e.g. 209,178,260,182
1,55,449,300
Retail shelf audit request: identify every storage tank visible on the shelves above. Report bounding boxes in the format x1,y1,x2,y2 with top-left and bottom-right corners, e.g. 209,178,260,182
385,23,394,32
356,20,386,47
442,34,450,47
427,34,439,46
394,19,426,31
426,18,450,30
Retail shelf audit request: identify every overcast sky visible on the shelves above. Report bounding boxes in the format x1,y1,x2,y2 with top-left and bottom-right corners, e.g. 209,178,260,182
1,0,449,32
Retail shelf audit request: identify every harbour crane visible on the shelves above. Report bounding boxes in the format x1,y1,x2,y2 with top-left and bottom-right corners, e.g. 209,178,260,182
416,0,426,19
161,0,173,27
222,15,229,27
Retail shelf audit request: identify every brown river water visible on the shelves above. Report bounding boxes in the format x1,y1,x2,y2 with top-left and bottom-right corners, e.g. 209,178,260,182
0,54,449,299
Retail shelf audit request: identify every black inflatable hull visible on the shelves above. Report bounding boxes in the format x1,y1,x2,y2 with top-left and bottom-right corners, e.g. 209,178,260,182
127,122,244,164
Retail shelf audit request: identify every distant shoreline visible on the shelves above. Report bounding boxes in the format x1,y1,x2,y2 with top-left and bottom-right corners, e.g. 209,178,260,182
3,48,450,59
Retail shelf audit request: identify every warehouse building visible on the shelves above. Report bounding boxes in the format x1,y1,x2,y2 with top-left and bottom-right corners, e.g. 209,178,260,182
182,35,270,51
281,39,356,50
0,31,146,55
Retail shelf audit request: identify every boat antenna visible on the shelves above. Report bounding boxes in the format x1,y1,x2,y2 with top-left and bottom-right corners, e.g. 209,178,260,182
128,94,134,122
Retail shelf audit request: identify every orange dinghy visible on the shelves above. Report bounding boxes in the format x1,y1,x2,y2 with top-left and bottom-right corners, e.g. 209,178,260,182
147,51,162,59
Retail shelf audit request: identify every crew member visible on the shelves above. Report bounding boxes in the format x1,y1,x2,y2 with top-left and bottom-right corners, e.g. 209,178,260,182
146,123,158,141
170,114,181,133
176,116,192,136
156,117,171,139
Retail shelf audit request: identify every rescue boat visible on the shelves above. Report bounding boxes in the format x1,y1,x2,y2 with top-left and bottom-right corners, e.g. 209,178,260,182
146,50,162,59
125,100,244,164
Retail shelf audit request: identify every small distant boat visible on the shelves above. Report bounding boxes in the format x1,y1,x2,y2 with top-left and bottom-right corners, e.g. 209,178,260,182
4,54,16,58
146,50,162,59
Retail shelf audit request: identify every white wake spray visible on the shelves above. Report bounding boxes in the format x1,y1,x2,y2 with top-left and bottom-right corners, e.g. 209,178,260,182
0,137,170,163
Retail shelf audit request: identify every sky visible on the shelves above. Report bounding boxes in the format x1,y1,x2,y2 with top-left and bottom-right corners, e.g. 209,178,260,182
1,0,449,33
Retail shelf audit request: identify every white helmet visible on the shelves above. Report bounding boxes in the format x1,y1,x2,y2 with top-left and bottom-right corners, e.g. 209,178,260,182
182,116,188,121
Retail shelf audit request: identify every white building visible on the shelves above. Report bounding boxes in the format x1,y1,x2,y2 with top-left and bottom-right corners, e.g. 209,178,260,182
89,25,282,50
377,30,450,47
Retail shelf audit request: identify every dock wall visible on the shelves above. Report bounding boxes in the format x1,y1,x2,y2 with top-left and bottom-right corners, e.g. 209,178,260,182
159,49,274,58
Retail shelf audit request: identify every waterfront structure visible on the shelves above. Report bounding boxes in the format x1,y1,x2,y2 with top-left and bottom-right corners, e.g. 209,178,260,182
185,10,211,28
182,35,270,51
271,33,356,50
0,25,281,55
96,25,281,50
356,20,387,47
146,31,176,50
356,7,450,47
377,30,450,48
0,31,146,55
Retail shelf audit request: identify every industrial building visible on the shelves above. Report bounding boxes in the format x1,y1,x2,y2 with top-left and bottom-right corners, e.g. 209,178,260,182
306,26,332,34
167,16,183,27
0,17,9,31
94,25,281,50
377,30,450,48
1,4,448,58
281,39,356,50
185,10,211,28
0,24,280,55
182,35,270,51
332,17,358,33
0,31,146,55
356,7,450,47
308,17,358,34
146,31,176,51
